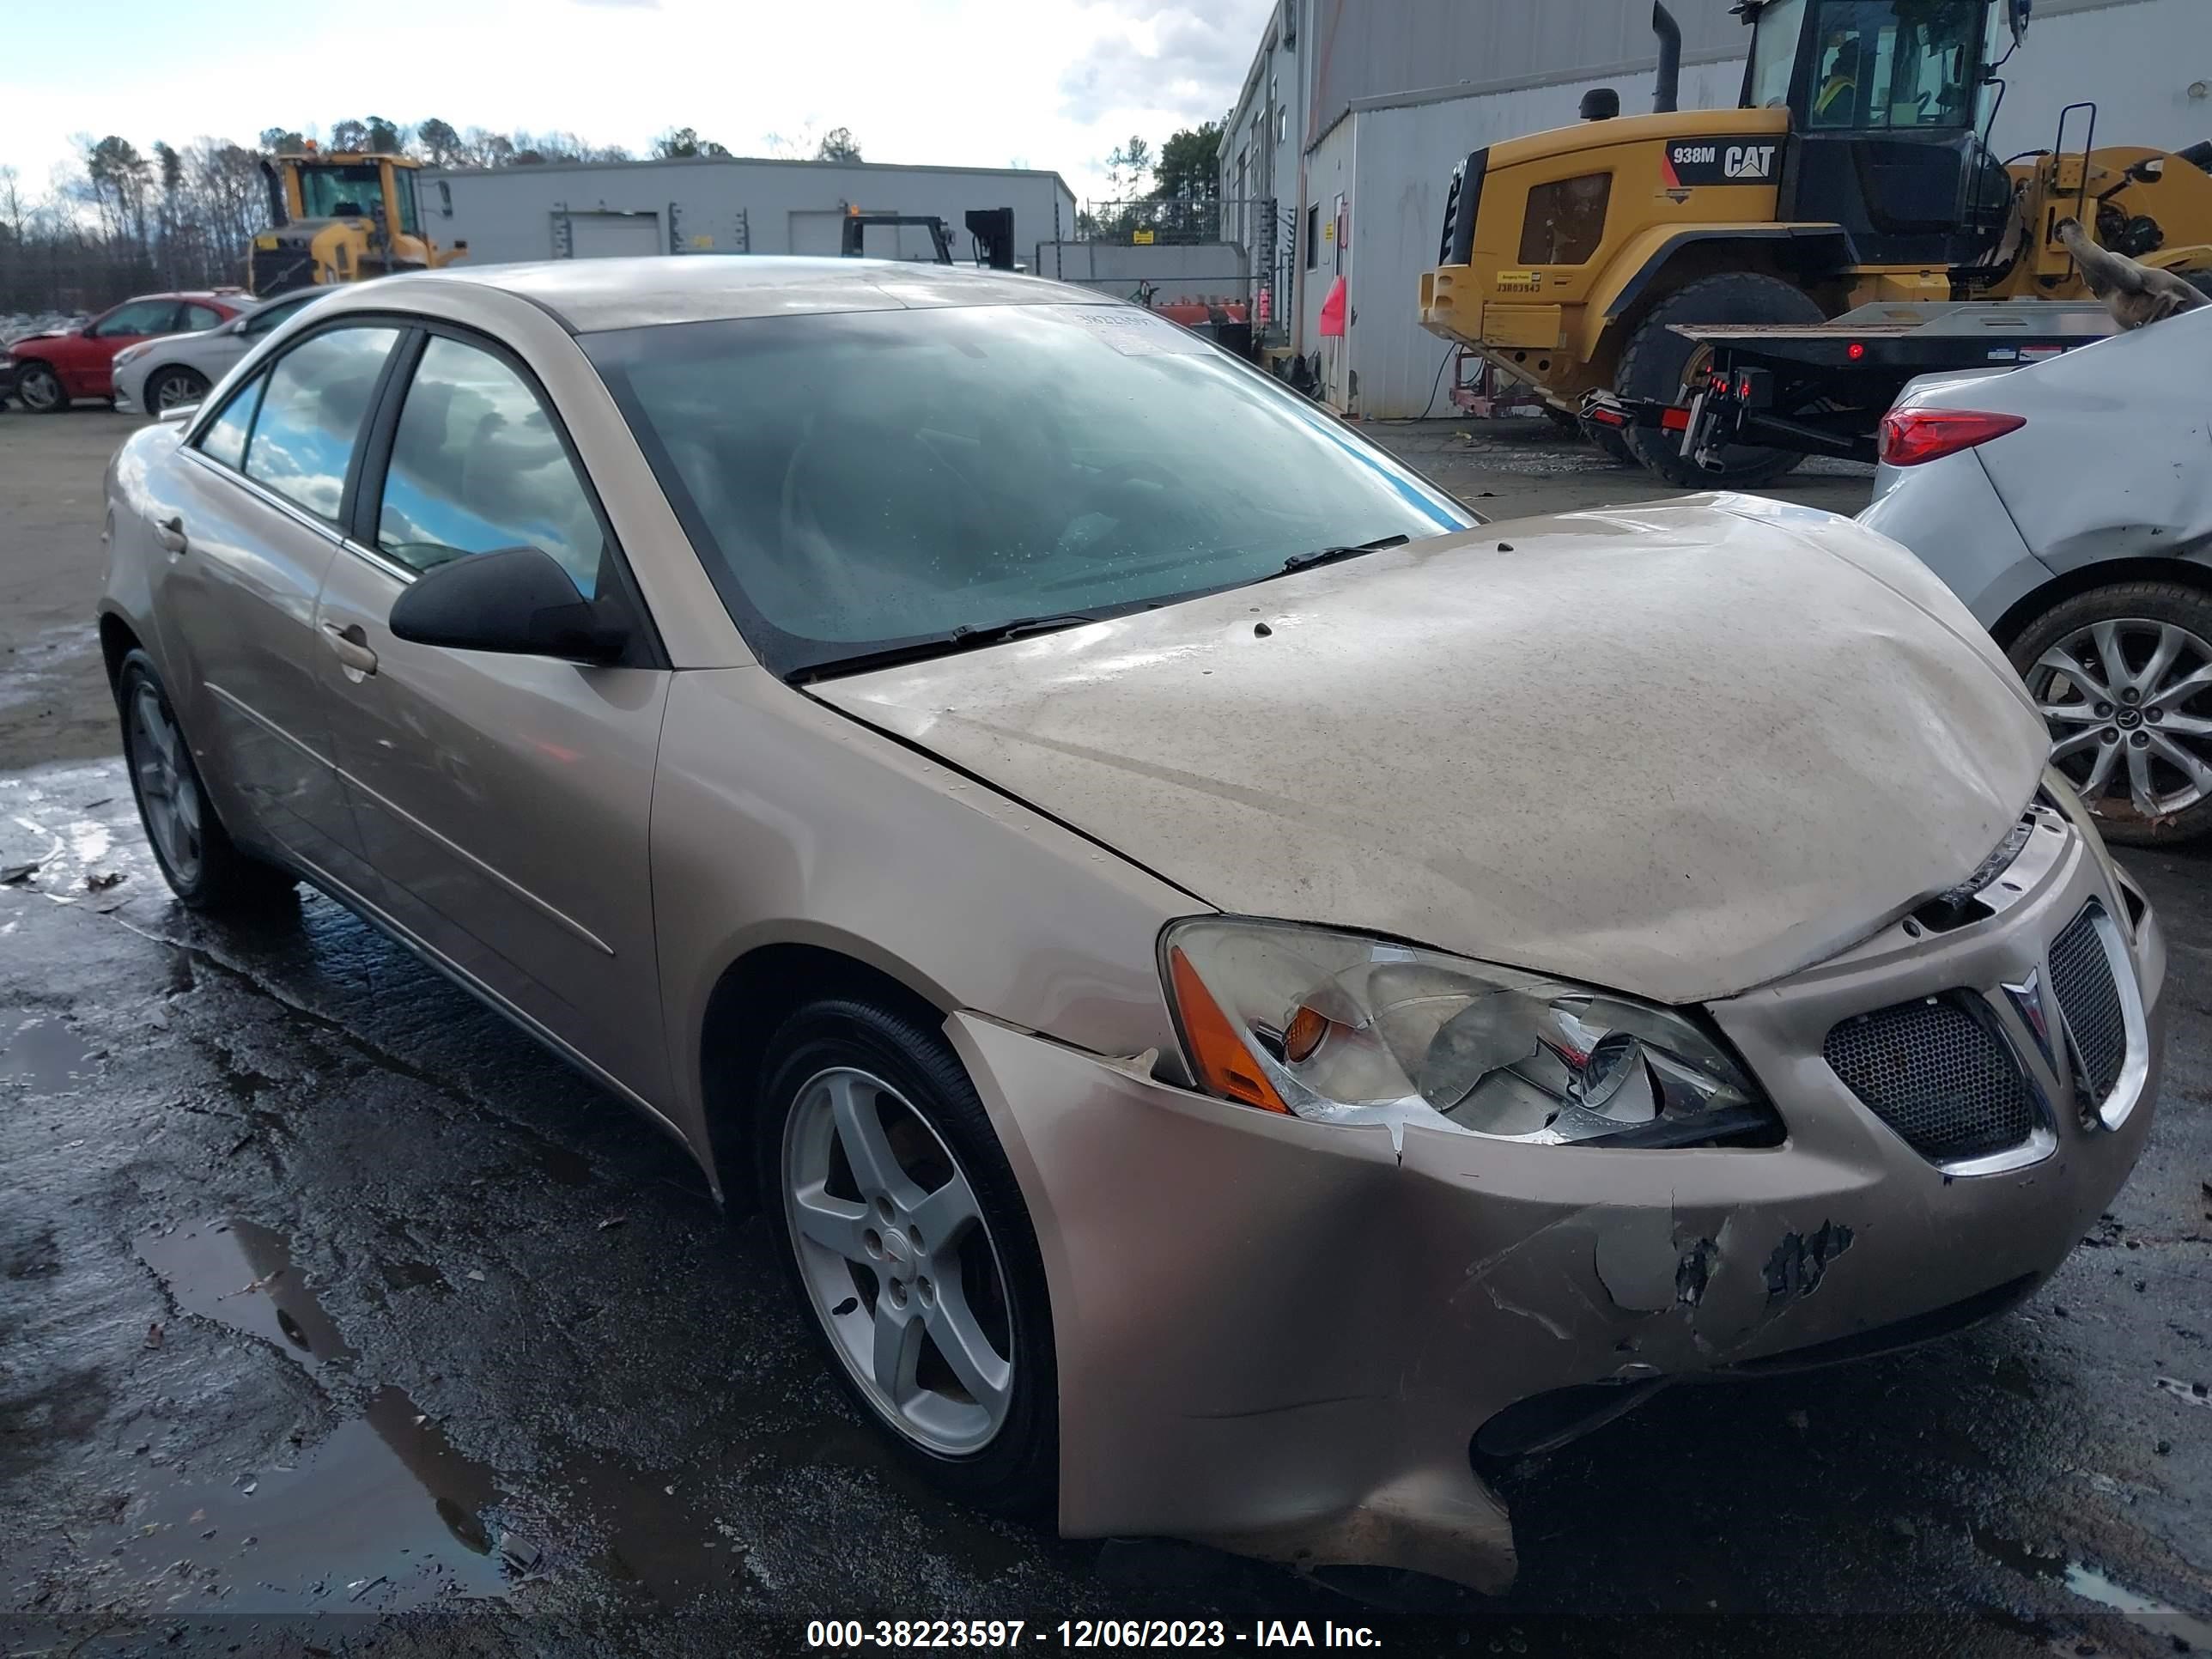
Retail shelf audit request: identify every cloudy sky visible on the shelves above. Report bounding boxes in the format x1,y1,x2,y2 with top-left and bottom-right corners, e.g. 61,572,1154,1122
0,0,1273,201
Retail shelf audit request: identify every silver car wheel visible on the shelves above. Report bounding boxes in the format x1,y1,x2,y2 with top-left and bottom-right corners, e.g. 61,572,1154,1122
781,1066,1014,1456
152,369,207,412
15,365,63,411
129,683,204,886
2033,617,2212,822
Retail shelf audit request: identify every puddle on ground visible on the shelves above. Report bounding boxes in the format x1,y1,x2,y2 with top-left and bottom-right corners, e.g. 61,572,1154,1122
2063,1563,2212,1650
1967,1523,2212,1650
1,1013,100,1092
137,1218,354,1368
122,1218,512,1612
112,1385,510,1613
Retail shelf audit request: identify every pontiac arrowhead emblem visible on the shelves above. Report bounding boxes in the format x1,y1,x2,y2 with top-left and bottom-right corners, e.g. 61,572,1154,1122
2002,969,2055,1068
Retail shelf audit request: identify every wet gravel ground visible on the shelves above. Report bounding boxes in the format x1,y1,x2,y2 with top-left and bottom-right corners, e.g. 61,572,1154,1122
1,410,2208,1657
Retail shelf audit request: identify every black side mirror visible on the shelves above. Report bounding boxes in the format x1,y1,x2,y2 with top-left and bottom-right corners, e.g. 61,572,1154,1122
387,545,628,665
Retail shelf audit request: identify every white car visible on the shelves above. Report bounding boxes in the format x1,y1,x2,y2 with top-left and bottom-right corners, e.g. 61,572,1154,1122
1861,307,2212,847
111,290,325,416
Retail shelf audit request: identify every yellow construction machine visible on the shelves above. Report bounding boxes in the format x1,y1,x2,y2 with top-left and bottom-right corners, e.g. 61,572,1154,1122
249,146,465,296
1419,0,2212,483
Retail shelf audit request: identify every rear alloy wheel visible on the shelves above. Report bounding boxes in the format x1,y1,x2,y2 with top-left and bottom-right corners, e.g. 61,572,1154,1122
14,362,66,414
116,648,297,910
2013,583,2212,845
757,998,1056,1512
146,365,210,415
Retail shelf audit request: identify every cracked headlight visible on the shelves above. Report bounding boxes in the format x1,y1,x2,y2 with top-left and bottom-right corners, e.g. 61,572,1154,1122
1163,918,1780,1148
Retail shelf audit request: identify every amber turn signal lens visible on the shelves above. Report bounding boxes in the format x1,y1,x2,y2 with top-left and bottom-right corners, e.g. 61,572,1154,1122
1283,1005,1328,1063
1169,946,1291,1113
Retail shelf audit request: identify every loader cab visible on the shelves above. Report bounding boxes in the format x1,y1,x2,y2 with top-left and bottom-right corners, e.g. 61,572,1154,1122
283,155,422,240
1739,0,2019,272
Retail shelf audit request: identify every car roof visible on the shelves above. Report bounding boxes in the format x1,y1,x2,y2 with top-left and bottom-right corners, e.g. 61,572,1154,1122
375,256,1098,334
122,289,250,307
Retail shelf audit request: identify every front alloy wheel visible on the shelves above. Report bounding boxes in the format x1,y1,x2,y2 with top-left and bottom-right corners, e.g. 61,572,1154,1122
149,366,210,414
15,362,65,413
756,998,1056,1512
783,1065,1014,1455
2017,585,2212,844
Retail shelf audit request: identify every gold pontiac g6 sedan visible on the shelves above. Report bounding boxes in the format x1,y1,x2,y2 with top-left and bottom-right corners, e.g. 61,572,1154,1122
98,258,2164,1593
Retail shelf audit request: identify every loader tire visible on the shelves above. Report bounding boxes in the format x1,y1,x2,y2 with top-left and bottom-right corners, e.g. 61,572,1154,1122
1616,271,1827,489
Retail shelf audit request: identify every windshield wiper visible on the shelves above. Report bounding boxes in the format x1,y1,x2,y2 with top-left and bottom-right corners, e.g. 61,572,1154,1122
1275,533,1412,577
789,613,1105,684
945,612,1103,647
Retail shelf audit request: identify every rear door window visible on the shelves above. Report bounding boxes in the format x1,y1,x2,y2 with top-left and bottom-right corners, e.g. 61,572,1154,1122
180,303,225,331
195,373,267,471
240,325,401,521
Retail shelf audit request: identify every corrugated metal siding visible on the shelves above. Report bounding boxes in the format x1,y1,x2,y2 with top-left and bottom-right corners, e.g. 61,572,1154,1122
1307,0,1748,146
419,157,1077,272
1977,0,2212,159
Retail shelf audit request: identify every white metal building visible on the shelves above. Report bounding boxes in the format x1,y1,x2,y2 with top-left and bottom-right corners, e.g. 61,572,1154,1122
1223,0,2212,416
416,155,1077,271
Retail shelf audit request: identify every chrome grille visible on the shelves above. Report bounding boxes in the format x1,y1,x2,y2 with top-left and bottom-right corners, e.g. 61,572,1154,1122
1824,996,2037,1164
2051,904,2126,1104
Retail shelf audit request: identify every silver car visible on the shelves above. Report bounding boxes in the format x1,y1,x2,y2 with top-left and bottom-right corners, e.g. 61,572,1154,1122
1863,307,2212,844
97,258,2164,1595
111,290,325,416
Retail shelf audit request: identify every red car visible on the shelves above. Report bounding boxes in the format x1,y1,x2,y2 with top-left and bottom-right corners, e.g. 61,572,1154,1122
5,289,252,413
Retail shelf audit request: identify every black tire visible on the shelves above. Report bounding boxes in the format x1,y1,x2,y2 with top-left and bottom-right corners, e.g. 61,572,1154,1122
144,365,210,416
1540,404,1581,434
2008,582,2212,847
14,361,67,415
1592,424,1638,465
115,649,298,910
754,996,1057,1516
1616,270,1828,488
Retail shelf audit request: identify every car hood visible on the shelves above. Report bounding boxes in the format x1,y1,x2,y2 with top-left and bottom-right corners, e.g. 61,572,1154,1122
812,497,2050,1006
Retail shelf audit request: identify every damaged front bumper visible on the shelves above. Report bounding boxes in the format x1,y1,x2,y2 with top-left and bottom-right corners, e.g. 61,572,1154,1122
945,805,2165,1595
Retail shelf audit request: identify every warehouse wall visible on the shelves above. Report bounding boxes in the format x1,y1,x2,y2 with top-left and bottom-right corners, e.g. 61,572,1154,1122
1978,0,2212,160
1036,242,1250,307
418,156,1077,272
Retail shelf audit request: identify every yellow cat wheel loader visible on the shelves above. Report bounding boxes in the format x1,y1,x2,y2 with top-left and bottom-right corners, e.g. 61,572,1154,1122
1419,0,2212,485
249,146,465,297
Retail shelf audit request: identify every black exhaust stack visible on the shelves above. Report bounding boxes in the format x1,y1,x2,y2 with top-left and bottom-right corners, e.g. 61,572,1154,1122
258,158,289,228
1652,2,1683,114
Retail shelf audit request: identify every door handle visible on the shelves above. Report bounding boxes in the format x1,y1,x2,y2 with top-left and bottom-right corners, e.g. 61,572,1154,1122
152,514,186,555
321,621,379,678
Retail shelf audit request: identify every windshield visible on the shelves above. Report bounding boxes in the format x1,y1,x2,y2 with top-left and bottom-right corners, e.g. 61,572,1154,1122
1806,0,1984,129
585,304,1475,678
298,163,384,220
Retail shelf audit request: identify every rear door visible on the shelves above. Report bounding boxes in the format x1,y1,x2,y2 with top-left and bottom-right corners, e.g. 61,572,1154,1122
312,325,673,1103
152,321,403,885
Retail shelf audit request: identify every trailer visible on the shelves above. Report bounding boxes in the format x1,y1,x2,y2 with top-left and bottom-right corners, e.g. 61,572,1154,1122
1582,301,2118,475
